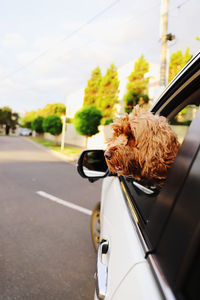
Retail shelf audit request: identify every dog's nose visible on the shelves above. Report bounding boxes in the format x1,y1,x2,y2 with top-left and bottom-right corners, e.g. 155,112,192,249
105,150,112,160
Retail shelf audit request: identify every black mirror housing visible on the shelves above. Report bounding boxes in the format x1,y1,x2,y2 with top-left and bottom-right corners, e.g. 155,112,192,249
77,150,109,181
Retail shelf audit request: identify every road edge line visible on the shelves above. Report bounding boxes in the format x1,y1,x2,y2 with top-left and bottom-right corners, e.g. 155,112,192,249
36,191,92,216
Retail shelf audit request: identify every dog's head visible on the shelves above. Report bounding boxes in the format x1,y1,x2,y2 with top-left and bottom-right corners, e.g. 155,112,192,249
105,113,141,180
105,106,180,186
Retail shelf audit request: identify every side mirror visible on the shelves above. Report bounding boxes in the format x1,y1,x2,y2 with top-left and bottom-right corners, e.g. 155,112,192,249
77,150,109,182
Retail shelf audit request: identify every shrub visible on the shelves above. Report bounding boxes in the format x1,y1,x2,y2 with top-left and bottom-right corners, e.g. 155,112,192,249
32,116,44,134
73,106,102,137
104,118,113,125
42,115,62,136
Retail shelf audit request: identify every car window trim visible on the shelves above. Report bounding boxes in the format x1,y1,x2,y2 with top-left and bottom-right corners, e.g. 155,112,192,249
147,254,176,300
120,178,149,253
154,69,200,116
152,52,200,114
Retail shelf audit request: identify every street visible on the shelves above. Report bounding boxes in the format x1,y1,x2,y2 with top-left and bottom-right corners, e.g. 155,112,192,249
0,136,102,300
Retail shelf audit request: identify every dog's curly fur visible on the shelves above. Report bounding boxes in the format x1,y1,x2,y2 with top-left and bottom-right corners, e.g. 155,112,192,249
105,105,180,186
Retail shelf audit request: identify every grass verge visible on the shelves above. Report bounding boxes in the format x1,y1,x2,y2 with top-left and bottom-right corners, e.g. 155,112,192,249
30,137,82,161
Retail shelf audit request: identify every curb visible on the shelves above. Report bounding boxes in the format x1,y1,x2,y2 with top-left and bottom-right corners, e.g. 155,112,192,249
24,137,79,166
49,148,78,165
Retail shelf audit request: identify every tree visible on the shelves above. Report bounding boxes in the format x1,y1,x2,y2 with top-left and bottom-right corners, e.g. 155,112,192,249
96,64,119,124
123,55,150,113
20,110,38,129
126,55,149,94
168,47,193,83
32,116,44,134
124,91,149,114
0,106,19,135
73,106,102,140
83,66,102,107
42,115,62,137
38,103,66,117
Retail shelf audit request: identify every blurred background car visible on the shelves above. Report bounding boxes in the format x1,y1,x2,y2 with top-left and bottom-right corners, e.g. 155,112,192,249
19,128,32,136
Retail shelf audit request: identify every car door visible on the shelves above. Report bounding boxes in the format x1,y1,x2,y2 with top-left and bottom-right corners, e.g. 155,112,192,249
97,175,162,300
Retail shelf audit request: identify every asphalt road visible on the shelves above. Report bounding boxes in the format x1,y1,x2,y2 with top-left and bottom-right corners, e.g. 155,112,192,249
0,136,102,300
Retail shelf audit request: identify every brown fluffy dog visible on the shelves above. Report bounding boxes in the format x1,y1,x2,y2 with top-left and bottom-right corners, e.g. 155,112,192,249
105,105,180,186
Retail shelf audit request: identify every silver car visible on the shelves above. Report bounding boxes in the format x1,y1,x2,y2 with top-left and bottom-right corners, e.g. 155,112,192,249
77,52,200,300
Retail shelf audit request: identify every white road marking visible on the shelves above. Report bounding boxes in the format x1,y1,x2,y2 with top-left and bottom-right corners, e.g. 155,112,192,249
36,191,92,216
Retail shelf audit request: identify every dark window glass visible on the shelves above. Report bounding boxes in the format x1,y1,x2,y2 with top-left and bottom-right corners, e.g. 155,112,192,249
182,246,200,300
124,178,159,224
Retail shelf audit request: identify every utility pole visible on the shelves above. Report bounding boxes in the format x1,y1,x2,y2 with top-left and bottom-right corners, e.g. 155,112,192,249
159,0,175,88
160,0,169,87
61,105,67,151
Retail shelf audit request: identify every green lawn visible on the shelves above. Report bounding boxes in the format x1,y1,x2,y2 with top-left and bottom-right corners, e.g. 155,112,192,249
30,137,82,160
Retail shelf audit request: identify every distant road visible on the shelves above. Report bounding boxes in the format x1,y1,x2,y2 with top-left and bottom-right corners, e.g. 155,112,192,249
0,136,102,300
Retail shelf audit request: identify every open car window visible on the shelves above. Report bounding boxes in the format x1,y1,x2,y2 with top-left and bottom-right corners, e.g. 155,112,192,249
122,88,200,249
123,103,199,221
170,104,199,144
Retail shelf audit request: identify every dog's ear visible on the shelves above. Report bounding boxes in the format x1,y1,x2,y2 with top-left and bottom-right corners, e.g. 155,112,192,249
121,114,132,137
111,114,132,138
131,105,141,117
111,117,123,136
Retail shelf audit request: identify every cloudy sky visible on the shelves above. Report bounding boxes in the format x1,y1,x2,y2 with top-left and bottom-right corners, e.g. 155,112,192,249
0,0,199,113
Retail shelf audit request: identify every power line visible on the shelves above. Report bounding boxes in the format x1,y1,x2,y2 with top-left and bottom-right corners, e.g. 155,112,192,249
1,0,162,96
176,0,190,9
0,0,120,83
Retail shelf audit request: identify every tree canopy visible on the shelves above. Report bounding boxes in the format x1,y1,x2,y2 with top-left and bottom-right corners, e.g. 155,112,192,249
168,47,193,83
0,106,19,135
42,115,62,136
20,103,66,129
126,55,149,94
37,103,66,117
124,55,150,113
96,63,119,124
31,116,44,134
124,91,149,114
20,110,38,129
83,66,102,107
73,106,102,137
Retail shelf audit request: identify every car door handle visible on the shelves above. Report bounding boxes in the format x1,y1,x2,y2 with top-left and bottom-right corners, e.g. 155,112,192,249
95,240,109,299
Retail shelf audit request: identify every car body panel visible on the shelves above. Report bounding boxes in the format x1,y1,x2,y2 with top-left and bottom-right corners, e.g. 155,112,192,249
110,261,162,300
100,177,162,299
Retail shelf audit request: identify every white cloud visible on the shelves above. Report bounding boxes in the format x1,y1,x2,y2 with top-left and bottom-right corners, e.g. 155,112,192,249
15,35,74,77
34,35,67,51
0,78,24,92
2,34,26,48
36,77,69,88
91,18,146,45
17,51,41,65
